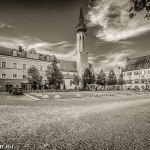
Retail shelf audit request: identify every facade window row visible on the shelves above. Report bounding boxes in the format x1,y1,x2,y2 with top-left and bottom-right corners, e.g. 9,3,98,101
1,74,27,79
124,70,150,76
1,62,27,69
1,62,46,71
125,78,150,84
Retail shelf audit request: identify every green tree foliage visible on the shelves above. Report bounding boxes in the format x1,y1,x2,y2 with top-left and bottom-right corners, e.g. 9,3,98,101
97,69,107,87
107,69,117,86
46,60,64,89
27,66,43,90
82,68,95,90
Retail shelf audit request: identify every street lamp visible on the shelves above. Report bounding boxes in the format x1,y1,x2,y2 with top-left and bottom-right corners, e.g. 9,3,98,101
145,79,148,90
139,69,141,82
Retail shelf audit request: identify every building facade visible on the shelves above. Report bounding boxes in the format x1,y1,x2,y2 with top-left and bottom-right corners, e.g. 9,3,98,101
0,8,91,92
123,56,150,90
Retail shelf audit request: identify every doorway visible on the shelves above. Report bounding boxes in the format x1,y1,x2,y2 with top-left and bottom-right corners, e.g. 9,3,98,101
5,84,13,92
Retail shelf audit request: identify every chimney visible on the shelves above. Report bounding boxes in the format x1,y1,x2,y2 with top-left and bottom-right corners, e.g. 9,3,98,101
19,45,24,52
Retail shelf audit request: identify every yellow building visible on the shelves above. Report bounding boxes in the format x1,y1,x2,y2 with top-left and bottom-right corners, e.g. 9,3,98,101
123,56,150,90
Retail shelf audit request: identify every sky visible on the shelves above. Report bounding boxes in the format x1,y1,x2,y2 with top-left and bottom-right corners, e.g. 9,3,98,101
0,0,150,73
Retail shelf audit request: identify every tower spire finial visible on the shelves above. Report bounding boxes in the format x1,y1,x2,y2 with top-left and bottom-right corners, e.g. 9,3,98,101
80,6,84,19
76,6,87,32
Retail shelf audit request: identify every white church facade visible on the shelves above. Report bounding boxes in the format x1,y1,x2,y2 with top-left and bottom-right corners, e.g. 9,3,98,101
0,8,92,92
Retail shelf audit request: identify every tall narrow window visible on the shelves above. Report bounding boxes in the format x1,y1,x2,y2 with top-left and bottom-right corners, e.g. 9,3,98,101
23,75,26,79
2,62,6,68
2,74,6,79
13,63,17,69
13,74,17,79
23,64,26,70
141,70,145,75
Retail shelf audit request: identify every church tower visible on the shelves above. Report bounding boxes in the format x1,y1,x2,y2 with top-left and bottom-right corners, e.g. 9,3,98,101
76,7,89,78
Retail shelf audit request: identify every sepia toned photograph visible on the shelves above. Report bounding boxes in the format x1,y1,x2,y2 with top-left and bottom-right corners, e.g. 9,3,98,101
0,0,150,149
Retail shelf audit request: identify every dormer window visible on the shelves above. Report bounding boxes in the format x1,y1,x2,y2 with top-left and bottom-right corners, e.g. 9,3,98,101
46,55,50,61
27,48,39,59
12,49,18,56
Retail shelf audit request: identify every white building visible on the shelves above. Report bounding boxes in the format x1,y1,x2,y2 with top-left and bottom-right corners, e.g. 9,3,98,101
123,56,150,90
0,8,93,92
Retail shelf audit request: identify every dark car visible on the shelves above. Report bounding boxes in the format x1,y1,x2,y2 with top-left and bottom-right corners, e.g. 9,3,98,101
9,87,14,93
12,88,23,95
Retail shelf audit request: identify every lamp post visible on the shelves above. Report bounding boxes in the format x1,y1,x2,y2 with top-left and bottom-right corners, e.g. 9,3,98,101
139,69,141,82
145,79,148,90
139,69,141,90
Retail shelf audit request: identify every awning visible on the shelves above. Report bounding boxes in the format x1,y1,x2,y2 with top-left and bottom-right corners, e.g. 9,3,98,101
21,81,29,84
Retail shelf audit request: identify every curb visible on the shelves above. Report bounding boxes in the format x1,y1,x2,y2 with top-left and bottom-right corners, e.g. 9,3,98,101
24,93,41,101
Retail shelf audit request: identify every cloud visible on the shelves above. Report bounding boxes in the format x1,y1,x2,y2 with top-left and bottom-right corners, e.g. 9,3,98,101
0,35,76,61
0,22,14,28
90,49,134,73
87,0,150,42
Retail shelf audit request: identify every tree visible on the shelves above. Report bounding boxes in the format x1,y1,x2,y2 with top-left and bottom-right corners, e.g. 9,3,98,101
82,68,95,90
129,0,150,19
97,69,107,89
73,76,80,86
27,66,43,90
118,72,126,90
46,60,64,89
107,69,117,86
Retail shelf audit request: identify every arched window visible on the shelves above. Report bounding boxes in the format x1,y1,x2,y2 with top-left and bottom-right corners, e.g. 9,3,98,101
12,49,18,56
28,48,39,59
46,55,50,61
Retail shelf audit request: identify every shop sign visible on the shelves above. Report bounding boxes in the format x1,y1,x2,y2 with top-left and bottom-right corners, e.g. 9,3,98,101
6,81,12,83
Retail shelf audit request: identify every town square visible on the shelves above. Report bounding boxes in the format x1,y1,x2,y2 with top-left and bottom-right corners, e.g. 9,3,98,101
0,0,150,149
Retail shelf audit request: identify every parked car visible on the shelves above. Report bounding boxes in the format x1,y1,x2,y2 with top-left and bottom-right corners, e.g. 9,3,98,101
9,87,14,93
12,88,23,95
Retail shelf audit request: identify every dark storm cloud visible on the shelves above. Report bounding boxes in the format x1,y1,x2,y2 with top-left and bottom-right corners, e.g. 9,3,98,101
0,0,150,72
107,4,121,28
0,0,78,10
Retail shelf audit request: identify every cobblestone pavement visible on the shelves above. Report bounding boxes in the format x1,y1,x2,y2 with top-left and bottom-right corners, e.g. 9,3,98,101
0,92,150,150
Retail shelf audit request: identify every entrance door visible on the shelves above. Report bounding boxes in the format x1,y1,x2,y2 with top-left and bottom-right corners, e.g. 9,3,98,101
6,84,13,92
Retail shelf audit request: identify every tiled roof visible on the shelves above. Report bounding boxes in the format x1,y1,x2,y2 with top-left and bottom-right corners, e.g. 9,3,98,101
59,60,77,72
63,74,79,79
0,47,14,56
39,54,56,62
124,55,150,71
0,47,57,62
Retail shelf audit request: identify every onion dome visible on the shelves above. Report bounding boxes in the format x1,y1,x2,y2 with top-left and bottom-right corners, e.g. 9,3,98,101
76,8,87,32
